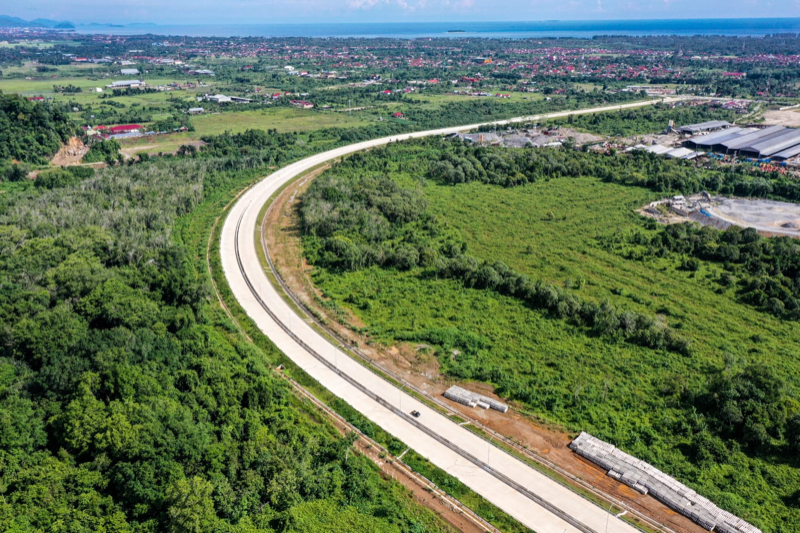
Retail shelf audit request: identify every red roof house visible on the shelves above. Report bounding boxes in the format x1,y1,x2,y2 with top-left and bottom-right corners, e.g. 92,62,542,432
109,124,143,134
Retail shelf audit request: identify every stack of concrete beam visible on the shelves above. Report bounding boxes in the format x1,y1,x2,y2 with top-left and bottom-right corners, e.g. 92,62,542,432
569,432,761,533
443,385,509,413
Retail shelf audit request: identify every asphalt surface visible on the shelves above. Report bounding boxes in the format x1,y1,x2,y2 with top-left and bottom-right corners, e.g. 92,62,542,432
221,100,675,533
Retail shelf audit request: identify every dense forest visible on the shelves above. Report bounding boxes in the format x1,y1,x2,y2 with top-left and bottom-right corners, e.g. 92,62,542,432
299,137,799,532
0,154,456,532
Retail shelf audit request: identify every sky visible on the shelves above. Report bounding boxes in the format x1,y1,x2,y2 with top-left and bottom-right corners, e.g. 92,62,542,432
6,0,798,25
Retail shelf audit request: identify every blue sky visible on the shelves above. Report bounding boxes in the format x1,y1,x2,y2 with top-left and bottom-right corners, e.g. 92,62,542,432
8,0,798,25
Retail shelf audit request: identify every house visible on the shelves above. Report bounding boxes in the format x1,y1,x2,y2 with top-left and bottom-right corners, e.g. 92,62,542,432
392,112,404,118
188,69,215,76
109,124,143,135
107,80,146,89
290,100,314,109
120,68,140,75
188,107,204,115
27,96,45,101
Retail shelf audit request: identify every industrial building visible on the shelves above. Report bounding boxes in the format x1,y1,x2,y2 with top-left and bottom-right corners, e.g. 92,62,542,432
635,144,698,160
570,432,761,533
106,80,146,89
722,125,787,154
773,143,800,162
677,120,732,134
738,128,800,159
443,385,508,412
681,124,800,160
683,127,753,150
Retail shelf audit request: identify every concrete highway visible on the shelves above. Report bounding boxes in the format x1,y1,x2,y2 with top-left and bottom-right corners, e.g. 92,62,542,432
221,100,675,533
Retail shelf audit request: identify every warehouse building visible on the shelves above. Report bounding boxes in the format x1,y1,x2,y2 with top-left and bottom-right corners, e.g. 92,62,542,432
666,147,698,160
737,128,800,159
683,127,753,150
677,120,732,134
717,125,786,154
570,432,761,533
773,144,800,162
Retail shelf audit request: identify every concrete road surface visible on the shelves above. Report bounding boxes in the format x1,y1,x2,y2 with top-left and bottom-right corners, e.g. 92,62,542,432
221,101,672,533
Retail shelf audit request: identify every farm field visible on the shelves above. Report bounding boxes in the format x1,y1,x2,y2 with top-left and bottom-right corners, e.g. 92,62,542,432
303,144,800,532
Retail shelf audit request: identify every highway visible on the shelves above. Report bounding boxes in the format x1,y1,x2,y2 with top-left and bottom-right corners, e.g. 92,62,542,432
220,100,673,533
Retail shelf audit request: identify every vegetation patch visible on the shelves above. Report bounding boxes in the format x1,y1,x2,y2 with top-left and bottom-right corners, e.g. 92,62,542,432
299,138,800,532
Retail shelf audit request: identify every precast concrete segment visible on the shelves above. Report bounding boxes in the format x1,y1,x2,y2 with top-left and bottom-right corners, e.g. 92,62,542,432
221,102,673,533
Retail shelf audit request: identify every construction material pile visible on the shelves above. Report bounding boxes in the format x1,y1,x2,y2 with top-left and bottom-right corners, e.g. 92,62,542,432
443,385,508,413
570,432,760,533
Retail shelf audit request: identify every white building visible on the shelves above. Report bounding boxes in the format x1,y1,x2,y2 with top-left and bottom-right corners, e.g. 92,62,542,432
106,80,146,89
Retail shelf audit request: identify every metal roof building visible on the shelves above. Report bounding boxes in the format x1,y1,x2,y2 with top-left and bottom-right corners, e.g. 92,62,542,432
677,120,732,134
720,125,785,153
773,143,800,161
738,128,800,159
683,127,753,150
644,144,672,155
666,147,697,160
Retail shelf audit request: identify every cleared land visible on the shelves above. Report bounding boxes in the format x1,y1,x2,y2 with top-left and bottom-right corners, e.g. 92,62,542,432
709,197,800,236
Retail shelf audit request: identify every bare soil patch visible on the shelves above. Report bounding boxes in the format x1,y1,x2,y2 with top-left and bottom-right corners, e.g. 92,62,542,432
764,108,800,127
50,137,89,166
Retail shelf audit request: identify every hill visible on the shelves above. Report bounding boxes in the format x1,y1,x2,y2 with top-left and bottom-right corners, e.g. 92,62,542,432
0,93,79,173
0,15,74,28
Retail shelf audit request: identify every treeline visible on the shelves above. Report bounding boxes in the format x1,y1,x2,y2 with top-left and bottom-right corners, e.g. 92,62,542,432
0,155,453,532
0,92,78,167
542,103,738,137
301,142,691,355
639,222,800,320
425,136,800,202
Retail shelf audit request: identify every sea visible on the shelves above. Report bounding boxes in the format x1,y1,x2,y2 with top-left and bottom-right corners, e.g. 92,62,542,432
72,18,800,39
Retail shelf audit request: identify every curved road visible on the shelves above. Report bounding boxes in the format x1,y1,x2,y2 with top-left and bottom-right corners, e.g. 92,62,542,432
221,101,673,533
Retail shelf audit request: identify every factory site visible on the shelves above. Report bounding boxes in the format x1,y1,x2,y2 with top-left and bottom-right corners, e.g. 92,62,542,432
642,193,800,237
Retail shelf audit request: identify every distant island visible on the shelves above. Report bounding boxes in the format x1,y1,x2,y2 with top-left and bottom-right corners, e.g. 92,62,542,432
0,15,74,29
447,29,465,33
80,22,125,28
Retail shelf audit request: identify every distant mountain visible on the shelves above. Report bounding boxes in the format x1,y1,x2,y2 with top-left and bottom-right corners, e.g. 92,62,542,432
0,15,74,28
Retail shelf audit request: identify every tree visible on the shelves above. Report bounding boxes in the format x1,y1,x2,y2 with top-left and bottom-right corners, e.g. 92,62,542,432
165,476,217,533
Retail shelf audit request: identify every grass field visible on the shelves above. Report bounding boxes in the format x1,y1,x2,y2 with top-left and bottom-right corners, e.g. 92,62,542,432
191,107,370,134
305,149,800,532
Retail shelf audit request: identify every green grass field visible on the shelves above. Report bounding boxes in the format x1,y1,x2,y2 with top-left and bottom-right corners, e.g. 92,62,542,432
191,107,370,134
306,148,800,532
